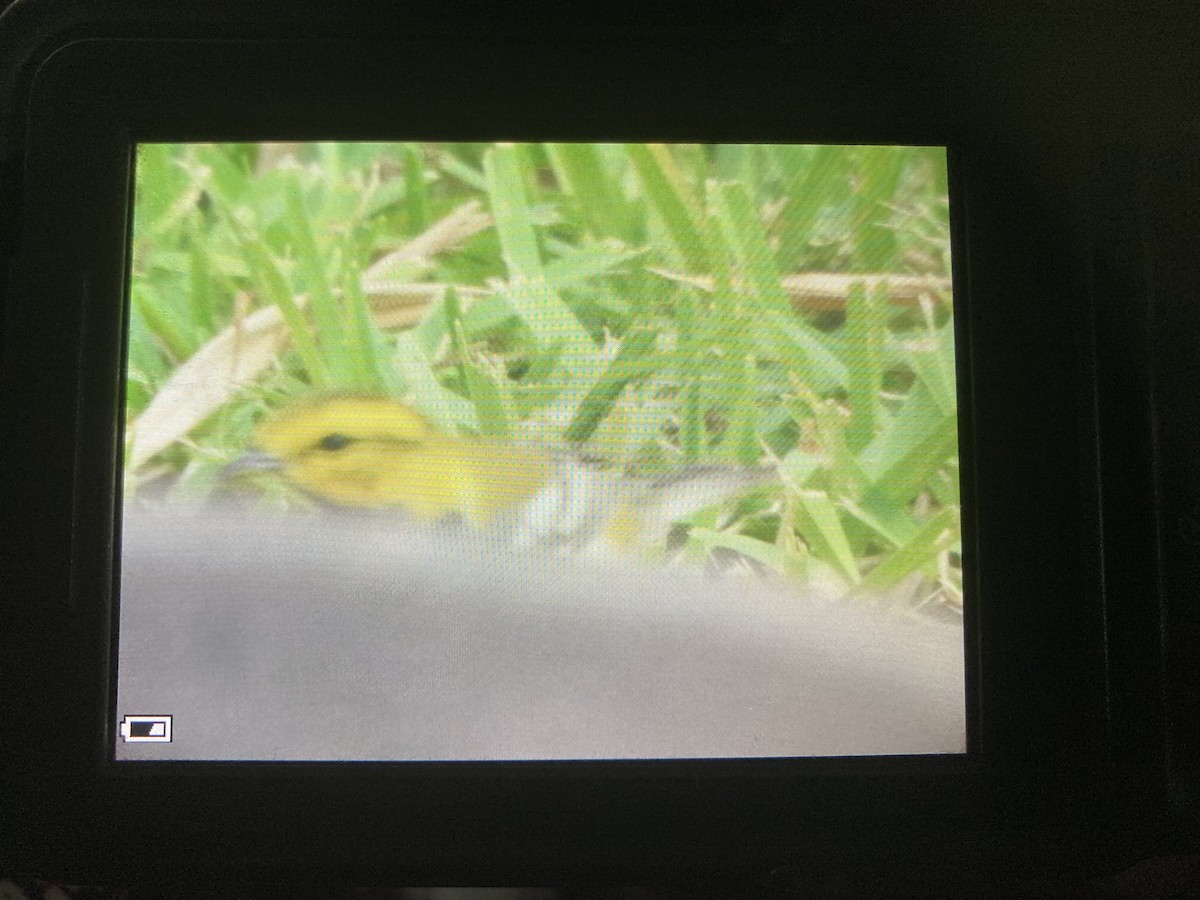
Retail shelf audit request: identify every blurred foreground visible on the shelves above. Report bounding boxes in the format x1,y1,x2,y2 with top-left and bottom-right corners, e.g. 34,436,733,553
115,512,965,761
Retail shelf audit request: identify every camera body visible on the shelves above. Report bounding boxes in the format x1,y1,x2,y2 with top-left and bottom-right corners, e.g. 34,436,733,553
2,0,1197,886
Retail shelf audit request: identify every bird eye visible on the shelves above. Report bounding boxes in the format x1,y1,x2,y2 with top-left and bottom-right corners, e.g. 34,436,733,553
318,433,354,452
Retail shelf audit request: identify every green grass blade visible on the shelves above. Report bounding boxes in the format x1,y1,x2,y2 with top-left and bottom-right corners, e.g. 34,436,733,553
129,282,193,363
393,332,475,431
446,290,510,439
844,280,887,452
929,458,961,508
851,146,910,271
133,143,202,243
791,489,860,584
226,210,326,387
484,145,593,355
907,321,959,416
775,144,850,271
404,144,429,233
788,380,865,500
283,171,352,384
757,312,848,390
710,180,791,315
485,143,546,277
461,295,520,340
456,353,510,439
542,243,646,288
545,142,632,240
686,527,786,573
696,202,760,466
840,496,912,547
187,228,216,334
625,143,709,272
675,288,706,462
438,150,487,191
343,268,400,395
563,327,659,445
857,382,959,506
859,506,957,591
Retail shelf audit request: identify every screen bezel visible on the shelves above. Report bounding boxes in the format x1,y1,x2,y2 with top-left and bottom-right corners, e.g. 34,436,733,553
5,29,1120,881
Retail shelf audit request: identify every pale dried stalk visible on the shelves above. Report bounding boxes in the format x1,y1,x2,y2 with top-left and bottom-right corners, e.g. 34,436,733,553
130,203,493,471
651,268,952,312
368,284,490,330
129,302,300,470
361,200,493,291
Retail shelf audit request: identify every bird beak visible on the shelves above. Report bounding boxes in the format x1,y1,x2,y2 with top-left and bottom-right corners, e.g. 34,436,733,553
220,450,284,480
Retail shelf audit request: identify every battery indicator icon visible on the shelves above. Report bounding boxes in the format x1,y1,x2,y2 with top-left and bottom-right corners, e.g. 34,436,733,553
119,715,172,743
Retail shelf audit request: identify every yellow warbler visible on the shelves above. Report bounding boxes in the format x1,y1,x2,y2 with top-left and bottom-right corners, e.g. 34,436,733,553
226,395,774,553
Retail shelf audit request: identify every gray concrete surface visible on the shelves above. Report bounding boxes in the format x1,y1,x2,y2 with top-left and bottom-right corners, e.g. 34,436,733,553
114,512,965,761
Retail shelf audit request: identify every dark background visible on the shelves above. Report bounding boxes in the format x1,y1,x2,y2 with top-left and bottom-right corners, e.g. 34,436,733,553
1,0,1197,895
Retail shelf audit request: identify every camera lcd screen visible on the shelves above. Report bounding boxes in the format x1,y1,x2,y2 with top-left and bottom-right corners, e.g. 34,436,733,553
113,141,965,762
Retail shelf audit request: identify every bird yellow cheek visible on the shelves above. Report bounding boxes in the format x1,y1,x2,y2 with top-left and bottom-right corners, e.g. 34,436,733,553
376,454,474,521
285,452,389,508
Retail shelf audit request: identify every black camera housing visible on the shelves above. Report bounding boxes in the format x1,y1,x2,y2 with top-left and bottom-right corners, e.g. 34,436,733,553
1,0,1196,888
